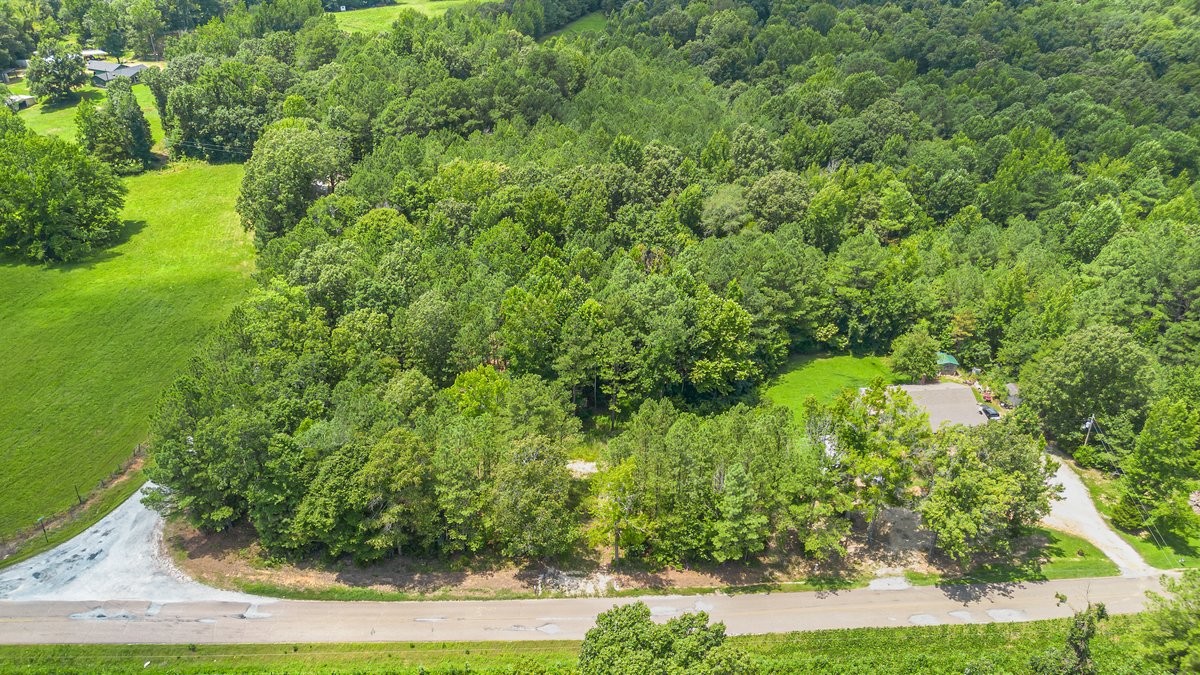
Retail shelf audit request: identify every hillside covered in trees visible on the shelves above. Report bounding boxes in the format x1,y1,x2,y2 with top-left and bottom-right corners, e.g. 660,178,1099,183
135,0,1200,567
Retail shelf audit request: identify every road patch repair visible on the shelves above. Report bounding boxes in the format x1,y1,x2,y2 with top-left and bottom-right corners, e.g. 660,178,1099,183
899,382,986,429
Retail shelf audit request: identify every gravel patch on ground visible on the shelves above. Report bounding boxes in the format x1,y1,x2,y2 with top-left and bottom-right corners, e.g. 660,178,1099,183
899,383,986,429
1041,456,1158,578
0,484,263,604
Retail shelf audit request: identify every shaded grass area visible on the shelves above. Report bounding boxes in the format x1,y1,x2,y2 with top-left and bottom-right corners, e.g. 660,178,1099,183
16,83,164,149
906,528,1119,586
0,615,1150,674
1076,466,1200,570
542,10,606,39
331,0,471,31
763,353,899,423
0,162,254,540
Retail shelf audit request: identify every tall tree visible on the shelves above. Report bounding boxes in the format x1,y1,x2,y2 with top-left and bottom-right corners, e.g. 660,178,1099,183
579,602,753,675
1021,324,1158,466
76,76,153,173
1030,603,1108,675
0,108,126,262
1137,570,1200,673
237,119,350,247
1114,398,1200,535
26,40,86,102
891,323,940,383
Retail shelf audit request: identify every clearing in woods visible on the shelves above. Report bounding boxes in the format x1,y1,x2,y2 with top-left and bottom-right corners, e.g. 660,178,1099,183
0,162,254,540
331,0,472,32
543,10,606,39
764,353,900,423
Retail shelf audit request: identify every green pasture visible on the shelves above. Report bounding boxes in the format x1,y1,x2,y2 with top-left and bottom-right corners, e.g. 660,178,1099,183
15,83,163,148
543,10,606,39
0,162,254,540
763,353,899,422
0,614,1150,673
331,0,471,32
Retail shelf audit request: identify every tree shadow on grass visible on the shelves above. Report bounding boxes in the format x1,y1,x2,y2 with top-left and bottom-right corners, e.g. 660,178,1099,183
931,531,1056,602
0,219,146,271
33,89,103,113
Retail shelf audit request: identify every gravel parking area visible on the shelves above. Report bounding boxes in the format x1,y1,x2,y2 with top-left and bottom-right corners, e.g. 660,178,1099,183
900,382,986,429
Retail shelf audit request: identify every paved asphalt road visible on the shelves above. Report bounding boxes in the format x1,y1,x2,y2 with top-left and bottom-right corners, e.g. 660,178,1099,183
0,575,1164,644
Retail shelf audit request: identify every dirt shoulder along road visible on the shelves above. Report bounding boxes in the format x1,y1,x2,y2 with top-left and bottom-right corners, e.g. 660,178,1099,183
0,470,1167,644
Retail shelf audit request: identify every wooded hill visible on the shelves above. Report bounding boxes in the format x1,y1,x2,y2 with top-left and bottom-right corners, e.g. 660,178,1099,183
134,0,1200,567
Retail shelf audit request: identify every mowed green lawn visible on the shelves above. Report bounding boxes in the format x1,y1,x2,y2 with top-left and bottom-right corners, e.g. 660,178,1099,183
15,83,164,148
764,353,900,422
0,162,254,539
543,10,606,39
331,0,471,31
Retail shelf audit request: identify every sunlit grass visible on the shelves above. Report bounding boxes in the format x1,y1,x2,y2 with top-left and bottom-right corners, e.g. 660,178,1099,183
0,162,254,539
330,0,472,32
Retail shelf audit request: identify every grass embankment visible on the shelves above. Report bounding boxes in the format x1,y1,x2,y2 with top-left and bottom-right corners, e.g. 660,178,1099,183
542,10,606,39
0,162,255,546
331,0,471,31
15,83,163,149
213,527,1112,603
763,353,899,422
0,614,1150,673
906,528,1119,586
1076,466,1200,570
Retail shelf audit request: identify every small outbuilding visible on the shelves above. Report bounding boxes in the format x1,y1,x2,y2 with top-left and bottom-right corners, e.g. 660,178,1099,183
81,49,109,59
5,94,35,111
936,351,959,376
92,64,147,87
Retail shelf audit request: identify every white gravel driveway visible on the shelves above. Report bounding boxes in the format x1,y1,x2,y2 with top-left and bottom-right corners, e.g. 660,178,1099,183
1041,455,1159,577
0,484,262,604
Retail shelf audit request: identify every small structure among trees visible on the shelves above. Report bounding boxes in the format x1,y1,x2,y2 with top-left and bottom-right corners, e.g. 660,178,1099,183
936,352,960,376
92,64,146,87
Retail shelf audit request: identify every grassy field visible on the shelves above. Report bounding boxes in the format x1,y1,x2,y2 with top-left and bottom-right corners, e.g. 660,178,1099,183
763,353,899,422
543,10,606,39
1076,466,1200,570
0,615,1151,673
331,0,471,31
0,162,255,541
14,83,164,148
906,528,1119,586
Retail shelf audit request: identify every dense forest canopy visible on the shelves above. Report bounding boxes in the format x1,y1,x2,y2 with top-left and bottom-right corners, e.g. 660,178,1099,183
125,0,1200,566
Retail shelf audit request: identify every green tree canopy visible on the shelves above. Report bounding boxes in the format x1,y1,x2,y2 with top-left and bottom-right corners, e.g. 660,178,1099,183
891,323,940,383
26,40,86,102
579,602,753,675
